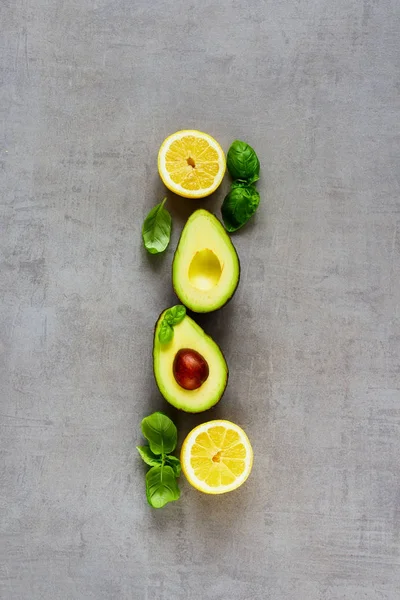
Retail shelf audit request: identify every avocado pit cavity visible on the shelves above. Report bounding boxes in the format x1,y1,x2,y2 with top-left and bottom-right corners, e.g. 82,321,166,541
188,249,222,291
173,348,209,391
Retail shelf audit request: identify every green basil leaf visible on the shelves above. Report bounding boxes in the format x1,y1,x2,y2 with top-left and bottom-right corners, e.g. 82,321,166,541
142,198,172,254
164,455,182,477
158,320,174,344
146,465,181,508
136,446,163,467
227,140,260,182
164,305,186,326
221,185,260,232
141,412,178,455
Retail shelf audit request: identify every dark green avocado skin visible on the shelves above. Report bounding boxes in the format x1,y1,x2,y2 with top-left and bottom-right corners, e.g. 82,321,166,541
152,309,229,413
171,213,241,314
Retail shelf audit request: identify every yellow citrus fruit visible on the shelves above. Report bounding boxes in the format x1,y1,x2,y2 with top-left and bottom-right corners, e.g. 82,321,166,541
157,130,226,199
181,420,253,494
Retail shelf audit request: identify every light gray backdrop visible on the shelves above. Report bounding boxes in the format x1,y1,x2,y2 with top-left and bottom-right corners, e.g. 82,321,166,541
1,1,400,599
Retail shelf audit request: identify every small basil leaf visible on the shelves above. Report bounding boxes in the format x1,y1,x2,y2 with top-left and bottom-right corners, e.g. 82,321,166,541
221,185,260,232
141,412,178,455
136,446,163,467
227,140,260,182
159,320,174,344
142,198,172,254
164,455,182,477
146,465,181,508
164,305,186,326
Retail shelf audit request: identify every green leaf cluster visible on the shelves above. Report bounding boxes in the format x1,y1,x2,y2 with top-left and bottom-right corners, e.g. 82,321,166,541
227,140,260,184
137,412,181,508
142,198,172,254
222,140,261,232
158,305,186,344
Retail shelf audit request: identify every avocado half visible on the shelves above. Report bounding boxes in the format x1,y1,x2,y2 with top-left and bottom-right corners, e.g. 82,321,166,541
153,308,228,413
172,209,240,313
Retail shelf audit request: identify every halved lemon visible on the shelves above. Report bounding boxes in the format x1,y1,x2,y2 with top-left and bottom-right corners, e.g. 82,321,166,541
181,420,253,494
157,130,226,199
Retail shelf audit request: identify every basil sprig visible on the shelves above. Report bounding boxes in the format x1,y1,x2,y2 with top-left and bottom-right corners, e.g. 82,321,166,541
158,305,186,344
146,465,180,509
142,198,172,254
221,185,260,232
137,412,181,508
164,305,186,325
227,140,260,183
222,140,261,232
158,320,174,344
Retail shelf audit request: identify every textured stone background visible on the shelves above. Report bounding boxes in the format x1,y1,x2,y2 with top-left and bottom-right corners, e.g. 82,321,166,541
1,1,400,599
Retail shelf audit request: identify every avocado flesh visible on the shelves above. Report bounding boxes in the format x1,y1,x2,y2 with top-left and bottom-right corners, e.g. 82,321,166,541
172,209,240,313
153,309,228,413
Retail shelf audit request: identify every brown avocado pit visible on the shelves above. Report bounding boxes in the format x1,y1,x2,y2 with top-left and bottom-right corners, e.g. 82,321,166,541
173,348,210,391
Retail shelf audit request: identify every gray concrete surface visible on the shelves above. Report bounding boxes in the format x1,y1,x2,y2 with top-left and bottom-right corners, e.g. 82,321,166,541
1,1,400,599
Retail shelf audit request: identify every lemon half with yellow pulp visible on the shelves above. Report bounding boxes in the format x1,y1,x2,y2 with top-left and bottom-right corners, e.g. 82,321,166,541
158,130,226,198
181,420,253,494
